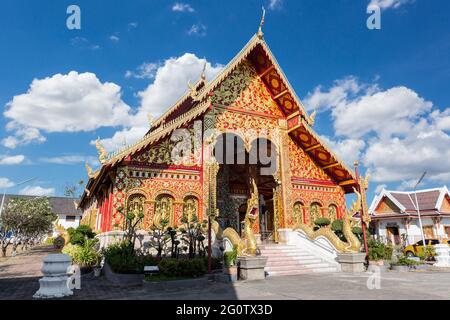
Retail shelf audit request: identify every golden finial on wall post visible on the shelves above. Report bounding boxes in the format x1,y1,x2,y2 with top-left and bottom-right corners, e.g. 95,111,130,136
257,6,266,39
95,137,108,164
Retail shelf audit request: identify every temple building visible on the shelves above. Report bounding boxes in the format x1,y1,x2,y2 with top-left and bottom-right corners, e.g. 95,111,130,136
369,187,450,245
78,23,360,247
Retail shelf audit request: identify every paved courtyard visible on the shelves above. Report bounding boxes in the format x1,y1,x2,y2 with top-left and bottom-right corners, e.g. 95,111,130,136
1,246,449,300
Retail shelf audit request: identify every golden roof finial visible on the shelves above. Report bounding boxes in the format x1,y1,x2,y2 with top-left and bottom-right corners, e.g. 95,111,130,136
309,109,317,126
257,6,266,39
95,137,108,164
85,162,94,179
147,112,154,128
201,61,207,80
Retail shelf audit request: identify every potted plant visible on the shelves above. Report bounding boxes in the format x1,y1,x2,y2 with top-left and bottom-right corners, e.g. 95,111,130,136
223,245,238,279
368,238,392,270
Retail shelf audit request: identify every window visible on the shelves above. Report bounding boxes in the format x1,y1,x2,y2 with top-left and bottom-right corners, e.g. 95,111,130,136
66,215,76,222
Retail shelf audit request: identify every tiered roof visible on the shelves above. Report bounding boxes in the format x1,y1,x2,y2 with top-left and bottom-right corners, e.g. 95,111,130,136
79,28,358,207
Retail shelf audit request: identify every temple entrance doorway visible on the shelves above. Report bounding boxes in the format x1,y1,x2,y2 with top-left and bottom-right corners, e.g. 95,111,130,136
213,133,278,241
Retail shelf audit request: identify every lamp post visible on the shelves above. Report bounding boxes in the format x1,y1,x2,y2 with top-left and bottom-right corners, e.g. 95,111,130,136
413,172,427,251
0,178,37,218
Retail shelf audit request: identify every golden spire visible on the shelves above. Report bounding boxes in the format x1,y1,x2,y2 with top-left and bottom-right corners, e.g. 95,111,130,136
147,112,154,128
257,6,266,39
95,137,108,164
85,162,94,179
309,110,317,126
201,61,207,80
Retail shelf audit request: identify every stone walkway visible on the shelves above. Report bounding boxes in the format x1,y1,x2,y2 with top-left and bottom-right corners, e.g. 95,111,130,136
1,246,450,300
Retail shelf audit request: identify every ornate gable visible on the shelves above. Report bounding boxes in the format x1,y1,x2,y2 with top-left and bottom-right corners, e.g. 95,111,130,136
440,196,450,213
212,60,284,117
288,138,331,181
375,196,401,214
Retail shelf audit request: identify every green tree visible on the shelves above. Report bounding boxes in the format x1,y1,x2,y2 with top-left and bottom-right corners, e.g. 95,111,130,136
0,197,56,256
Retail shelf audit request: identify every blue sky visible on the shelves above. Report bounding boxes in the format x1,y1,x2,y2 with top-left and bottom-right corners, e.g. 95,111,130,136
0,0,449,204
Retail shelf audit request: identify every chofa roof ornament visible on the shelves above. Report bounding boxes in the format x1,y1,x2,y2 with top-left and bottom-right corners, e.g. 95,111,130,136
257,6,266,39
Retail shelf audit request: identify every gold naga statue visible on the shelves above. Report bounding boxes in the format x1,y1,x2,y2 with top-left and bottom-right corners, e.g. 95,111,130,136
295,188,363,253
213,178,259,256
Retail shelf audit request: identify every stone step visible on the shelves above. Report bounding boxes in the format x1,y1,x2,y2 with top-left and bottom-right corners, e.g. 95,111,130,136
266,258,323,266
267,267,338,277
260,253,313,259
260,248,310,253
265,262,331,272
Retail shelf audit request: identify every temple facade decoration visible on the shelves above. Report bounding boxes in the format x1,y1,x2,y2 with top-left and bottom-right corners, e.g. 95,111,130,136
78,27,360,247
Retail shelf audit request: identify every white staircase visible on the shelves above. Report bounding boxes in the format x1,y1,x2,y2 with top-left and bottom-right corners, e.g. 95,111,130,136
259,244,339,276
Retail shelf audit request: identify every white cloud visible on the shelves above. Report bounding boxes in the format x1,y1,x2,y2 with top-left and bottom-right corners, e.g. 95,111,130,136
333,86,432,139
109,35,120,42
128,22,138,30
368,0,413,10
187,24,207,37
320,136,366,168
98,53,223,152
3,71,131,148
0,155,25,165
0,178,14,189
19,186,55,196
303,77,363,113
40,155,98,166
125,62,159,79
172,3,195,12
70,37,100,50
375,184,387,193
306,76,450,186
268,0,283,10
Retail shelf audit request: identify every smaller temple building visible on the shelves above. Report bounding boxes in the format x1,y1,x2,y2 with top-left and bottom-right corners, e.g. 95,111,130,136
369,187,450,245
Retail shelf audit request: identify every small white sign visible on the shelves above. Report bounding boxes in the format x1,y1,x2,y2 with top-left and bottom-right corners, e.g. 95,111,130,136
144,266,159,273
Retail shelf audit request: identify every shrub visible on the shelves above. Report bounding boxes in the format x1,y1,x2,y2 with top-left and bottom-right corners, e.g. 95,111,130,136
68,225,96,246
417,245,436,261
44,237,54,245
62,239,100,268
75,239,100,268
103,240,142,274
368,238,392,261
392,256,421,266
62,243,80,259
158,258,207,278
224,245,238,267
314,218,331,228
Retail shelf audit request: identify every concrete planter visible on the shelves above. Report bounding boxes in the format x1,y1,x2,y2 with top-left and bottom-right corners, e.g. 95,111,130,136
143,276,208,290
216,266,238,283
368,260,389,272
103,262,144,286
33,254,73,299
337,253,366,273
391,265,410,272
237,256,267,281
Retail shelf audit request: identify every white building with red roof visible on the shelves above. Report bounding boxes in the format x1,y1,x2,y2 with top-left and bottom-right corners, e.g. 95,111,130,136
369,187,450,245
